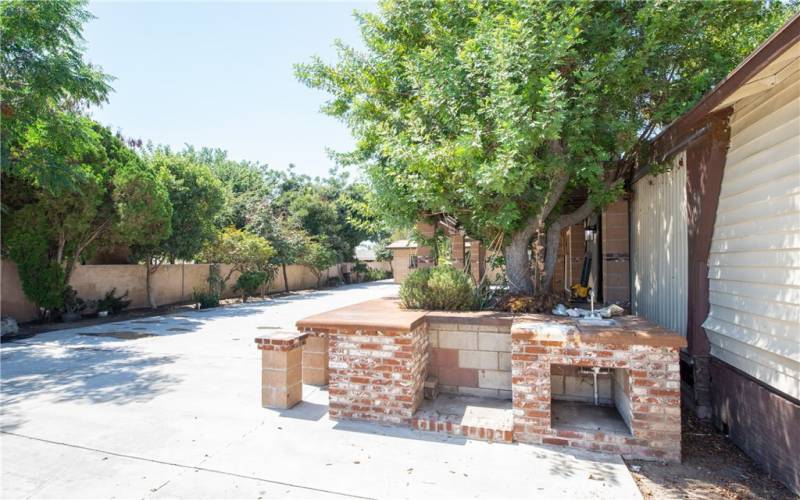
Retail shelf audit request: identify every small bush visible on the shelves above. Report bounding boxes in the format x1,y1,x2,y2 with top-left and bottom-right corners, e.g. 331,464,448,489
97,288,131,314
234,271,267,301
399,266,478,311
192,288,220,309
364,268,390,282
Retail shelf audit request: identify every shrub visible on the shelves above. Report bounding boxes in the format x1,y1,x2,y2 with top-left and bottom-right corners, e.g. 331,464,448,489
399,266,478,311
191,288,219,309
364,268,390,282
234,271,267,302
97,288,131,314
351,260,369,282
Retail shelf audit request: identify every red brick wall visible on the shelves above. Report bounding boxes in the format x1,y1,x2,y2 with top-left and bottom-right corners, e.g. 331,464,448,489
512,329,681,462
323,324,429,425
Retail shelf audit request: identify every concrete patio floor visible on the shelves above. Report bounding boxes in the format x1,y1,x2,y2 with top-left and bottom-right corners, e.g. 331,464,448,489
1,281,642,499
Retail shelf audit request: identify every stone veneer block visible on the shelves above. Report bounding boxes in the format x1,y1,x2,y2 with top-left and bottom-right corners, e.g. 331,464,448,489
255,331,307,410
459,350,498,370
479,369,512,390
439,330,478,350
478,332,511,352
302,334,329,385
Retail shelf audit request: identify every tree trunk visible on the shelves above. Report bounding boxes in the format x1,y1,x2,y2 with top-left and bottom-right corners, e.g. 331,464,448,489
542,199,597,290
282,263,289,293
146,259,157,309
504,231,535,295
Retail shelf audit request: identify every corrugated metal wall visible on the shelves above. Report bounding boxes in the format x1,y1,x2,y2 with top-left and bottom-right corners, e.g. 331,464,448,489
702,73,800,400
631,153,689,336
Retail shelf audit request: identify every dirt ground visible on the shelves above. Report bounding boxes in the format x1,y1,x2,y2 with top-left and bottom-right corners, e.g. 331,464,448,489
627,413,795,499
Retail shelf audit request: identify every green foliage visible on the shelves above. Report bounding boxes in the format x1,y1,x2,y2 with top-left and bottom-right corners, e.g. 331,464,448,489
363,268,390,282
191,288,220,309
297,0,793,289
2,122,172,313
234,270,268,301
2,205,65,312
1,0,113,194
200,227,274,286
351,260,369,279
61,285,84,315
374,240,393,264
97,287,131,314
399,266,478,311
299,239,338,287
132,150,225,263
178,147,273,230
247,208,310,267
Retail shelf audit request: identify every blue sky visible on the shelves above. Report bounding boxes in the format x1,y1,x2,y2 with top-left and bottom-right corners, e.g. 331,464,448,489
83,1,376,178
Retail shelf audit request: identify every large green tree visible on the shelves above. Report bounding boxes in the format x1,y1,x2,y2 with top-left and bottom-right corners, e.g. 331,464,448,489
247,205,311,293
3,123,172,314
199,226,275,288
131,150,226,308
1,0,113,194
179,146,273,230
297,0,793,294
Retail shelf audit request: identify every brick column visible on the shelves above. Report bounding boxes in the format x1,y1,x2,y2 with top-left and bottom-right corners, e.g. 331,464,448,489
451,233,466,270
469,240,485,283
255,331,308,409
302,333,329,385
415,221,436,268
323,323,430,425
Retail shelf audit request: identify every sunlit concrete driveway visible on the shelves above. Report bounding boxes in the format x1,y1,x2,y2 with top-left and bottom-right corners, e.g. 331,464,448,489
1,281,641,499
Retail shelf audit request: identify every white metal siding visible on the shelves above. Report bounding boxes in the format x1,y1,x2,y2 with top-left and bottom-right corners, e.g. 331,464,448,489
631,153,689,336
703,74,800,400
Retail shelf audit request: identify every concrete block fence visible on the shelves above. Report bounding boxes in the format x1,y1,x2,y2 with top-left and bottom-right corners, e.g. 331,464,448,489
0,259,391,323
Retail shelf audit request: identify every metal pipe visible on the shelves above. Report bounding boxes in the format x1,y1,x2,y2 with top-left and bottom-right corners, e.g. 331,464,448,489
579,367,611,406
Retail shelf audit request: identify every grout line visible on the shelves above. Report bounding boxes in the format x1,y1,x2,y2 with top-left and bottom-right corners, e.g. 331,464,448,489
1,431,375,500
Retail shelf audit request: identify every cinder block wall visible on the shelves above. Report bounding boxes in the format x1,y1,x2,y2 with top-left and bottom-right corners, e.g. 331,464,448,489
1,260,355,322
427,319,512,399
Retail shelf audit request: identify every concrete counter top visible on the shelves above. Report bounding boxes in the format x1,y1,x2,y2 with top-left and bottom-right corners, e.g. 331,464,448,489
511,314,687,348
296,297,428,333
296,297,686,348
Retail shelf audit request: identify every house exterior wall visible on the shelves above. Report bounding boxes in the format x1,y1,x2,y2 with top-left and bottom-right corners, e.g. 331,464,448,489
702,73,800,401
601,199,631,305
710,358,800,494
391,248,416,283
631,153,689,337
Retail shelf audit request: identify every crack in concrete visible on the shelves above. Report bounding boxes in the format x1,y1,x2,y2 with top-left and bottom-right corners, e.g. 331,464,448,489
2,431,375,500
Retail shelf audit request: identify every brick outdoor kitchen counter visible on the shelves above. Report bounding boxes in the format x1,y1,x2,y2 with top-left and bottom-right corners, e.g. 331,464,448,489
292,298,687,461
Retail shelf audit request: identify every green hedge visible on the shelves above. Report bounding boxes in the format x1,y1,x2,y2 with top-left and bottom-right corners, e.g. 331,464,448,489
399,266,478,311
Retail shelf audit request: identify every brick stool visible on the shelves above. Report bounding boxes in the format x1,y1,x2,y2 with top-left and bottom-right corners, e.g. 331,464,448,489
255,331,308,409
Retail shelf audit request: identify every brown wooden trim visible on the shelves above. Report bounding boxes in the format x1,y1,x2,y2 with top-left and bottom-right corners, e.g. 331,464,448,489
652,14,800,152
685,110,733,357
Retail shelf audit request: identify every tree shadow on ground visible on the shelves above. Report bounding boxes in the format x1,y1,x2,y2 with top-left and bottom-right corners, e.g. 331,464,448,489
542,445,622,486
626,413,795,499
0,341,180,432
